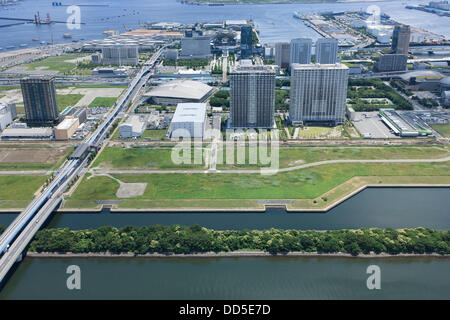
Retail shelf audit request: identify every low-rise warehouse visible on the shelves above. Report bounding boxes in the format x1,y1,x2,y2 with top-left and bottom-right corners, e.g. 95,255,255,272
119,115,146,138
169,103,206,139
1,127,53,140
379,108,433,137
144,80,214,106
54,116,79,140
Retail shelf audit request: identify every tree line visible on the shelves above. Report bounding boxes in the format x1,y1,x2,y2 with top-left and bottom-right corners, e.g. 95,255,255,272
7,225,448,256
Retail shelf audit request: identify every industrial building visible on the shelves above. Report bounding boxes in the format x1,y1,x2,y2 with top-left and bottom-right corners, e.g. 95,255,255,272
290,38,312,66
398,70,444,91
229,65,275,129
169,103,206,139
240,25,253,59
379,108,433,137
144,80,214,106
315,38,338,64
180,36,212,60
375,54,408,72
119,115,146,138
392,24,411,54
290,63,349,126
54,116,79,141
101,45,139,65
20,76,60,125
275,42,290,69
1,127,53,140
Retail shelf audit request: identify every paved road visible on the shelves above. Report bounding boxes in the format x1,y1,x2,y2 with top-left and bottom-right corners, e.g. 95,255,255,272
0,170,52,175
91,155,450,175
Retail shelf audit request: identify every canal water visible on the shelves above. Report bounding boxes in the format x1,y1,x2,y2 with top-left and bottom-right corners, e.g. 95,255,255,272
1,257,449,299
0,187,449,299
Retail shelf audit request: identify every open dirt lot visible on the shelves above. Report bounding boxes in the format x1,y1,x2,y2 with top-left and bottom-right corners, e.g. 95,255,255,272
0,146,69,164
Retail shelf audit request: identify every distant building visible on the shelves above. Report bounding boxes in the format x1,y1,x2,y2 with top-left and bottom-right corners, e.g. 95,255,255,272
8,103,17,120
54,116,79,140
315,38,338,64
290,38,312,66
442,91,450,107
392,24,411,55
101,45,139,65
240,25,253,59
119,115,146,138
169,103,206,139
375,54,408,72
275,42,290,69
290,63,349,126
144,80,214,106
0,104,12,131
67,107,87,124
20,76,60,125
91,52,102,65
230,65,275,128
180,36,212,60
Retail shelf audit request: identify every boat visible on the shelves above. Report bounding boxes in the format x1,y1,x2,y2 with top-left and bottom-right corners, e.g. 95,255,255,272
293,11,302,20
20,44,27,47
6,46,15,49
32,38,39,41
63,33,72,38
40,41,46,45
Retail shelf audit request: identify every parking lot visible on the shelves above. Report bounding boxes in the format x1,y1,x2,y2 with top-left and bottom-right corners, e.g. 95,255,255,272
352,112,398,139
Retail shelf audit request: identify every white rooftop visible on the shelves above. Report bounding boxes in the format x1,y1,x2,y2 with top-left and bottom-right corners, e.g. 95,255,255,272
172,103,206,123
145,80,213,100
56,117,78,130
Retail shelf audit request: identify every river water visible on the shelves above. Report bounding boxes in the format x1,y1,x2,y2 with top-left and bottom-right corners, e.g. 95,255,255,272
1,0,449,50
0,187,449,299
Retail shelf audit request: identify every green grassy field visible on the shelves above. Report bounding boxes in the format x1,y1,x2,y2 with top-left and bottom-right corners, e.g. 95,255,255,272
89,97,118,108
218,145,449,169
92,146,207,169
430,124,450,138
69,161,450,205
56,94,84,111
0,176,47,201
23,55,86,74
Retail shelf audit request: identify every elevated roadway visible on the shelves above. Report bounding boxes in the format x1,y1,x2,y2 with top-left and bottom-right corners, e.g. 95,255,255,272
0,46,165,284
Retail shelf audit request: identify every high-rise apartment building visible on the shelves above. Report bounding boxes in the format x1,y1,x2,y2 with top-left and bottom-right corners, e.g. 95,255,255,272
290,38,312,66
275,42,290,69
315,38,338,64
230,66,275,128
20,76,60,125
392,24,411,55
290,63,349,126
375,54,408,72
240,25,254,59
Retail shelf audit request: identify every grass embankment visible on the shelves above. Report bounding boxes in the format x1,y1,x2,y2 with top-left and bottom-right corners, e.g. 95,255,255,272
25,226,450,256
56,94,84,111
431,124,450,138
66,160,450,209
